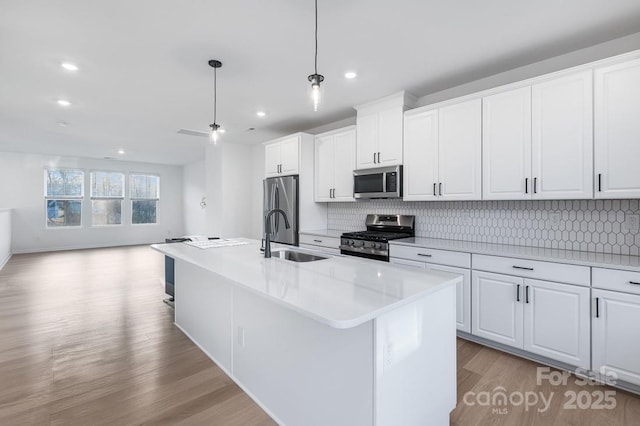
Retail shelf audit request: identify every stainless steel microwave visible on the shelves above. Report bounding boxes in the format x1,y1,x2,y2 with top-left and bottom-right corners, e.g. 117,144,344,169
353,165,402,199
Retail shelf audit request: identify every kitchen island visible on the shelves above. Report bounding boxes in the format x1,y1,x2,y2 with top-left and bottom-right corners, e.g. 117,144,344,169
151,239,461,426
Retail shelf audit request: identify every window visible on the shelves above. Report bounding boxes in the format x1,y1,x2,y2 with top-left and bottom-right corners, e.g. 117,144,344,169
130,174,159,224
45,169,84,227
91,171,124,226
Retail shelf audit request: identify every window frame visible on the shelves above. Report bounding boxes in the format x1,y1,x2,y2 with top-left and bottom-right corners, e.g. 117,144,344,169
44,167,85,229
129,173,160,226
90,170,125,227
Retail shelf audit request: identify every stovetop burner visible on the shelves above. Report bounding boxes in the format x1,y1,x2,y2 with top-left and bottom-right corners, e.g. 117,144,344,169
341,231,411,242
340,214,415,261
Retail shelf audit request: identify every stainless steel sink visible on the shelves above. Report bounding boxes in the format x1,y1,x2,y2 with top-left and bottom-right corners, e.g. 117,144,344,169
272,250,328,262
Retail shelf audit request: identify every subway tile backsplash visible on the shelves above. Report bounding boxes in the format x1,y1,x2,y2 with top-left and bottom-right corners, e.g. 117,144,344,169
327,199,640,255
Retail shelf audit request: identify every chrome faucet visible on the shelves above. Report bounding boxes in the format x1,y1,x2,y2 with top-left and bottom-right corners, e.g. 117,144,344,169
264,208,291,258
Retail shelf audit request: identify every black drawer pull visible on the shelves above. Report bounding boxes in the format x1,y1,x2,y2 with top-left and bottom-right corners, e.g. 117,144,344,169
313,239,323,243
417,253,432,257
516,284,520,302
629,281,640,286
525,285,530,304
433,183,436,196
525,177,528,194
513,265,534,271
595,297,600,318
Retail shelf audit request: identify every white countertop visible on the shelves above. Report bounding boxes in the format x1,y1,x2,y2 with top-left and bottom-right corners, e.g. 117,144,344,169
391,237,640,272
299,229,347,238
151,239,461,329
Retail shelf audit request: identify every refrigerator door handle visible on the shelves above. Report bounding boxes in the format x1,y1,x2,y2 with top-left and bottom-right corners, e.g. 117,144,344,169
275,185,280,233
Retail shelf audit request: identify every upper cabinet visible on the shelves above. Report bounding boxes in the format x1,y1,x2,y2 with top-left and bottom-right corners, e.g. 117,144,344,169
482,86,532,200
482,70,593,200
403,99,482,201
264,135,300,177
531,71,593,200
595,58,640,199
355,92,416,169
314,126,356,202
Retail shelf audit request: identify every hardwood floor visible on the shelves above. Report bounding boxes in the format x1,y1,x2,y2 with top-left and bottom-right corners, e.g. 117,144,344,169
1,245,639,425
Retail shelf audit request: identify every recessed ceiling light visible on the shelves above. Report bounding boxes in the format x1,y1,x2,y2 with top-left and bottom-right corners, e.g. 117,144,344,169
344,71,357,79
256,111,266,117
61,62,78,71
57,99,71,107
117,149,125,155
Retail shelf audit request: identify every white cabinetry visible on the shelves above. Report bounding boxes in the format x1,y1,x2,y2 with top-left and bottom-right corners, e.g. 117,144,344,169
264,135,300,177
472,256,591,369
403,98,482,201
390,245,471,333
299,233,341,255
595,58,640,199
482,71,593,200
592,267,640,386
314,126,356,202
482,86,532,200
355,92,416,169
531,71,593,199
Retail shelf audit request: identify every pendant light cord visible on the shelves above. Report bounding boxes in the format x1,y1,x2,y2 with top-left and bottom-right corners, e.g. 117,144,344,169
314,0,318,75
213,67,217,124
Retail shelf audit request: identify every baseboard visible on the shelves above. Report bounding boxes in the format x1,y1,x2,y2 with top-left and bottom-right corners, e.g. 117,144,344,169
0,252,11,271
12,241,163,254
457,331,640,396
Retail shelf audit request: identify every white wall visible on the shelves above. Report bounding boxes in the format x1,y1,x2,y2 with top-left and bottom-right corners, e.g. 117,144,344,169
0,152,184,253
182,159,206,235
250,143,265,239
205,143,253,238
0,209,11,269
417,31,640,107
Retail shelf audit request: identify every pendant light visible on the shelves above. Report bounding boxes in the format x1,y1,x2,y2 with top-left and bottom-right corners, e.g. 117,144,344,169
208,59,222,144
308,0,324,112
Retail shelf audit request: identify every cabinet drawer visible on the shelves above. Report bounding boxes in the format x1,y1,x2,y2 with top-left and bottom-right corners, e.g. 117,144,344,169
299,234,340,250
299,244,340,256
593,268,640,295
472,254,590,287
390,245,470,268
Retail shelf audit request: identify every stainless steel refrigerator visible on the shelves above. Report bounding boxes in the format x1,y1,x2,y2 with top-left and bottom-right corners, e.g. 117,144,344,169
263,175,299,246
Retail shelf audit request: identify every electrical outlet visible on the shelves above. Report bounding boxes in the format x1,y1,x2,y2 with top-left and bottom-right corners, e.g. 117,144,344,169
624,214,640,232
549,212,561,228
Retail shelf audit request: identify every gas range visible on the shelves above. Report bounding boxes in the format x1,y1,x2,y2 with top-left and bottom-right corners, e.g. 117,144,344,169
340,214,415,261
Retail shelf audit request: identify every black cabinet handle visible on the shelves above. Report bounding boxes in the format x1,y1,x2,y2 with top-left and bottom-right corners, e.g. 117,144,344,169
598,174,602,192
516,284,520,302
533,177,538,194
433,183,437,196
373,152,377,164
439,182,442,196
417,253,432,257
525,286,530,304
513,265,534,271
525,178,529,194
377,152,381,163
630,281,640,286
313,239,322,243
595,297,600,318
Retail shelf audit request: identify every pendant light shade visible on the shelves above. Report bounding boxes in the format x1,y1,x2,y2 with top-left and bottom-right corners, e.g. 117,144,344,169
208,59,222,144
308,0,324,111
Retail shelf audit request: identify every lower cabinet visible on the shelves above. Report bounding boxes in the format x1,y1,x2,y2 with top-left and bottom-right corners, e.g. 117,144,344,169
390,257,471,333
299,233,341,255
592,289,640,386
472,270,591,369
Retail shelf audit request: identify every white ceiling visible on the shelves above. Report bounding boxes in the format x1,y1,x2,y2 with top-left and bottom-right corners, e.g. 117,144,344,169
2,0,640,165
